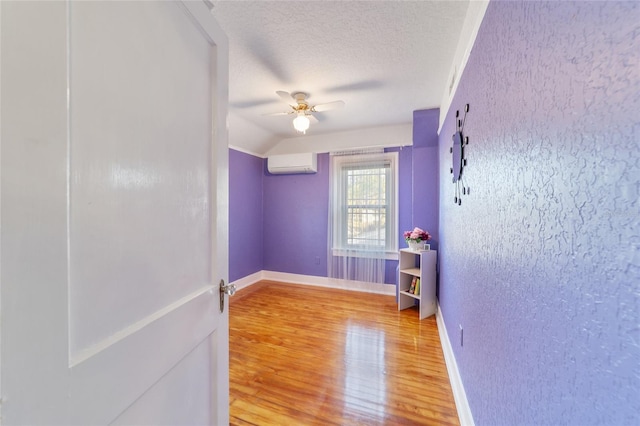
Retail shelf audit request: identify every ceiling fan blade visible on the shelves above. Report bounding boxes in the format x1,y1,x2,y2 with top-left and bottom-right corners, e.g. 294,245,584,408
307,114,319,124
311,100,345,112
276,90,295,105
262,111,292,117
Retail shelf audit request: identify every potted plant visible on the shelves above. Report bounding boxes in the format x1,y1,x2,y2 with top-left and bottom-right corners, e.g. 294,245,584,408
403,227,432,251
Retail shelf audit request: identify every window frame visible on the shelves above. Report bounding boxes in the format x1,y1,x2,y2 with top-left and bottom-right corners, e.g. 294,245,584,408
330,152,399,260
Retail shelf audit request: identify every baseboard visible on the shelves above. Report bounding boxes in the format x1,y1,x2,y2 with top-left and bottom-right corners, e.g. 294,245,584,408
230,270,396,296
230,271,264,292
262,271,396,295
436,304,475,426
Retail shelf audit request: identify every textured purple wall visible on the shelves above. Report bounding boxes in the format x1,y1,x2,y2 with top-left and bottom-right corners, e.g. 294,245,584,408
438,2,639,425
412,109,440,250
397,147,414,253
262,148,420,284
263,153,330,277
413,109,439,148
412,146,439,251
228,149,264,282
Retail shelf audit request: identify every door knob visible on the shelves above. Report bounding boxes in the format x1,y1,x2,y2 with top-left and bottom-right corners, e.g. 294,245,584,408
219,279,236,312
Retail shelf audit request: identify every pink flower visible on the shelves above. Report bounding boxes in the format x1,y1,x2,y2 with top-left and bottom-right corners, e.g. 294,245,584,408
403,227,431,241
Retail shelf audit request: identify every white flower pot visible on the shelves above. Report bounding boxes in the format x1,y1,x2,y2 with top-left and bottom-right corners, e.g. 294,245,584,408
407,240,423,251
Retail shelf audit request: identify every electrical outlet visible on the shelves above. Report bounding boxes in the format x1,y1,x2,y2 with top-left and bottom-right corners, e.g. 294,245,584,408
315,256,320,265
459,325,464,347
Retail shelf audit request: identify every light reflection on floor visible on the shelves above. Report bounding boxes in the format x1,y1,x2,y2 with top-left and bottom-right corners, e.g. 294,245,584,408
343,322,386,421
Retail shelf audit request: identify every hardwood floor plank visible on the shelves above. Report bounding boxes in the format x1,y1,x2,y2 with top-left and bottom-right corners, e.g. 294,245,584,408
229,281,459,425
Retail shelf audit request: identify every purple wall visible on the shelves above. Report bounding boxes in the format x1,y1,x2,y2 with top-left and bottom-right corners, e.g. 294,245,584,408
228,149,264,282
412,109,440,250
262,153,330,277
438,2,639,425
256,147,430,284
229,145,437,283
397,146,414,253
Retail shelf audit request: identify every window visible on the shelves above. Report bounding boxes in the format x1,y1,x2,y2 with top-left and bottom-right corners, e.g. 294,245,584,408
329,152,398,258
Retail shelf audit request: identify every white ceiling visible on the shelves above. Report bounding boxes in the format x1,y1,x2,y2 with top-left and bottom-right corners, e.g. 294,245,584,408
210,0,471,156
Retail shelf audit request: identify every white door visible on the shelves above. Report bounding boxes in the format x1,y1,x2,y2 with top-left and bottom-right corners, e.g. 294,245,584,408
0,1,229,424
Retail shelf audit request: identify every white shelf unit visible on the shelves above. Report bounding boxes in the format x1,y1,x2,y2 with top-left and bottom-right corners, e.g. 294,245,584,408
398,248,437,319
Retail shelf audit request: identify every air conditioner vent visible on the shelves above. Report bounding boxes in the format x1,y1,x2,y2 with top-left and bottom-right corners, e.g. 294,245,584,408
267,153,317,174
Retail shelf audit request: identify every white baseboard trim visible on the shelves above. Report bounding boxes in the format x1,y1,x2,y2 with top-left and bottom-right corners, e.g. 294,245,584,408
230,270,396,296
230,271,264,292
436,303,475,426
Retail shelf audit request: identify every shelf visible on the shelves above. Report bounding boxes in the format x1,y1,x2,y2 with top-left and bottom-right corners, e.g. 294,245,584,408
398,249,437,320
399,267,421,276
399,290,420,300
400,248,431,254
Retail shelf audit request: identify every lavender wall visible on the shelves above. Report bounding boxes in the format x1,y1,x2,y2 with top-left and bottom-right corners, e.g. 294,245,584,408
397,146,414,252
261,147,426,284
228,149,264,282
263,153,330,277
412,109,440,250
438,2,639,425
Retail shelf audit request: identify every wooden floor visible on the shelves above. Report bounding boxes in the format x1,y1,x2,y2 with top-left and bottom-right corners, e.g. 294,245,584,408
229,281,459,426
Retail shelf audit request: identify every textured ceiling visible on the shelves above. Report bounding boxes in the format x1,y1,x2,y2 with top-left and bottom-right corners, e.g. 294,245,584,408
211,0,470,155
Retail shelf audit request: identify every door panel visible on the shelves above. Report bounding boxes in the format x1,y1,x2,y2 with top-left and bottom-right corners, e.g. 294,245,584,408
111,335,214,426
69,289,217,424
68,0,212,361
0,1,229,424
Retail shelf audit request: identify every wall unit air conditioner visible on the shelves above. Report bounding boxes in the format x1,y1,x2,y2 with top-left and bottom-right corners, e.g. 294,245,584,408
267,153,317,174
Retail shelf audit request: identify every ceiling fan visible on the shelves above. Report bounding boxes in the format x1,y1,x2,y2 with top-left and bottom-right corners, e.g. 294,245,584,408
263,91,345,134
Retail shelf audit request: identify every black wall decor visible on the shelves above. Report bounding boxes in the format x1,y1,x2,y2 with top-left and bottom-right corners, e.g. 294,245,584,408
450,104,470,205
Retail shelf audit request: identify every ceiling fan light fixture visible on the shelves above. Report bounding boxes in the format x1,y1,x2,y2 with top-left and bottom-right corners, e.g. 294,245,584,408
267,91,343,134
293,114,310,134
